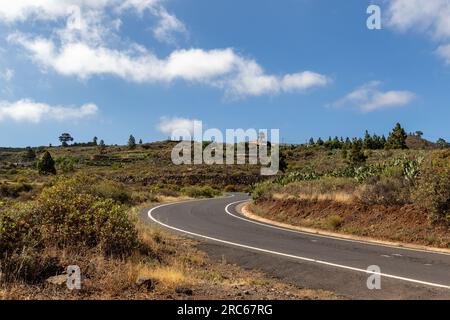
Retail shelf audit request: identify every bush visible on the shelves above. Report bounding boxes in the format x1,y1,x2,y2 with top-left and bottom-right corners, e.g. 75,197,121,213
224,185,238,192
91,180,131,204
0,182,32,198
327,215,343,230
251,181,275,202
37,151,56,175
35,176,138,254
359,176,410,205
56,156,76,173
414,150,450,224
0,175,139,282
182,186,221,198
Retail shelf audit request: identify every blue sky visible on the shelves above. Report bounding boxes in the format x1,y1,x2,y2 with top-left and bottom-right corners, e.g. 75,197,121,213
0,0,449,147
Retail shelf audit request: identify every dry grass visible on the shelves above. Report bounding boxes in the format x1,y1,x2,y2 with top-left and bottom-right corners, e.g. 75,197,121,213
137,264,189,288
272,192,355,203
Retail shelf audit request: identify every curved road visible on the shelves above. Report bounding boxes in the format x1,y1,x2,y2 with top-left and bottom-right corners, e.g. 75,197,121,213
143,193,450,299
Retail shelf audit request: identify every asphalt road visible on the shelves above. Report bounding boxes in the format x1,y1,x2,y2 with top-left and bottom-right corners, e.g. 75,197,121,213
143,193,450,299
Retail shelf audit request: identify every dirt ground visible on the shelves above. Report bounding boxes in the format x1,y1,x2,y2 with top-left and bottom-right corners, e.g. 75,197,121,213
250,199,449,248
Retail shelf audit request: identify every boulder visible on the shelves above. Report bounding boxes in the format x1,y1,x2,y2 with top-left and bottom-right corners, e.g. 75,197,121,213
46,274,67,286
175,287,193,296
136,277,156,291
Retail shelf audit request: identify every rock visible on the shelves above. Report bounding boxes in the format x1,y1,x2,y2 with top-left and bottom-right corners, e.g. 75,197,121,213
244,290,250,295
46,274,67,286
176,287,193,296
136,277,155,291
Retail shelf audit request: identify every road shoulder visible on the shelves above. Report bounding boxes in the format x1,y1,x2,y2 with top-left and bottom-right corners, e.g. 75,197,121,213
237,201,450,255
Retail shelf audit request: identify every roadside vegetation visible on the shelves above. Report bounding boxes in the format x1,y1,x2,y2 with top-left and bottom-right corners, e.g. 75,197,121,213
0,135,333,299
1,123,449,298
250,124,449,247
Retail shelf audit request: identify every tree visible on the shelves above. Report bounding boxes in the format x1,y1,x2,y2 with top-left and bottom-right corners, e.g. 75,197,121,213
385,123,408,150
93,136,98,146
415,131,424,138
59,133,74,147
363,130,375,150
348,141,367,166
139,139,143,145
308,138,315,146
436,138,450,149
343,137,352,150
316,137,324,146
128,135,136,149
279,151,288,173
99,139,106,153
24,147,36,161
37,151,56,175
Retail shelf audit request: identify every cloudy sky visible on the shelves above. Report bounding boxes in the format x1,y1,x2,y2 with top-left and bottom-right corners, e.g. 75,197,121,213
0,0,449,146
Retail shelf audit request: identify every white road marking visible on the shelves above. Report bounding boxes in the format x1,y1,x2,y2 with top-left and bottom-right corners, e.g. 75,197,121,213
224,200,450,257
148,197,450,290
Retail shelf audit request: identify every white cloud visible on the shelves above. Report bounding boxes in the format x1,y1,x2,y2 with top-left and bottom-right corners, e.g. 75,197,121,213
2,2,330,98
157,117,199,139
225,61,330,97
332,81,416,112
152,7,187,44
0,0,160,22
0,99,98,123
281,71,331,92
386,0,450,64
9,33,331,97
0,1,184,45
386,0,450,40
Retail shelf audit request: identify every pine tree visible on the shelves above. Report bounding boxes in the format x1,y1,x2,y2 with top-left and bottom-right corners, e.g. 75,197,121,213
128,135,136,150
279,151,288,173
308,137,315,146
436,138,450,149
385,123,408,150
37,151,56,175
316,137,324,146
363,130,374,150
348,141,367,166
93,136,98,146
139,139,143,145
99,139,106,153
343,137,352,150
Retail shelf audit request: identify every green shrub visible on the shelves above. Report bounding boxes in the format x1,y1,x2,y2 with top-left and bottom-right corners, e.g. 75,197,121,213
0,175,139,282
31,177,137,255
224,185,238,192
182,186,221,198
56,156,76,173
0,182,33,198
414,150,450,224
91,180,131,204
327,215,343,230
251,181,274,202
37,151,56,175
